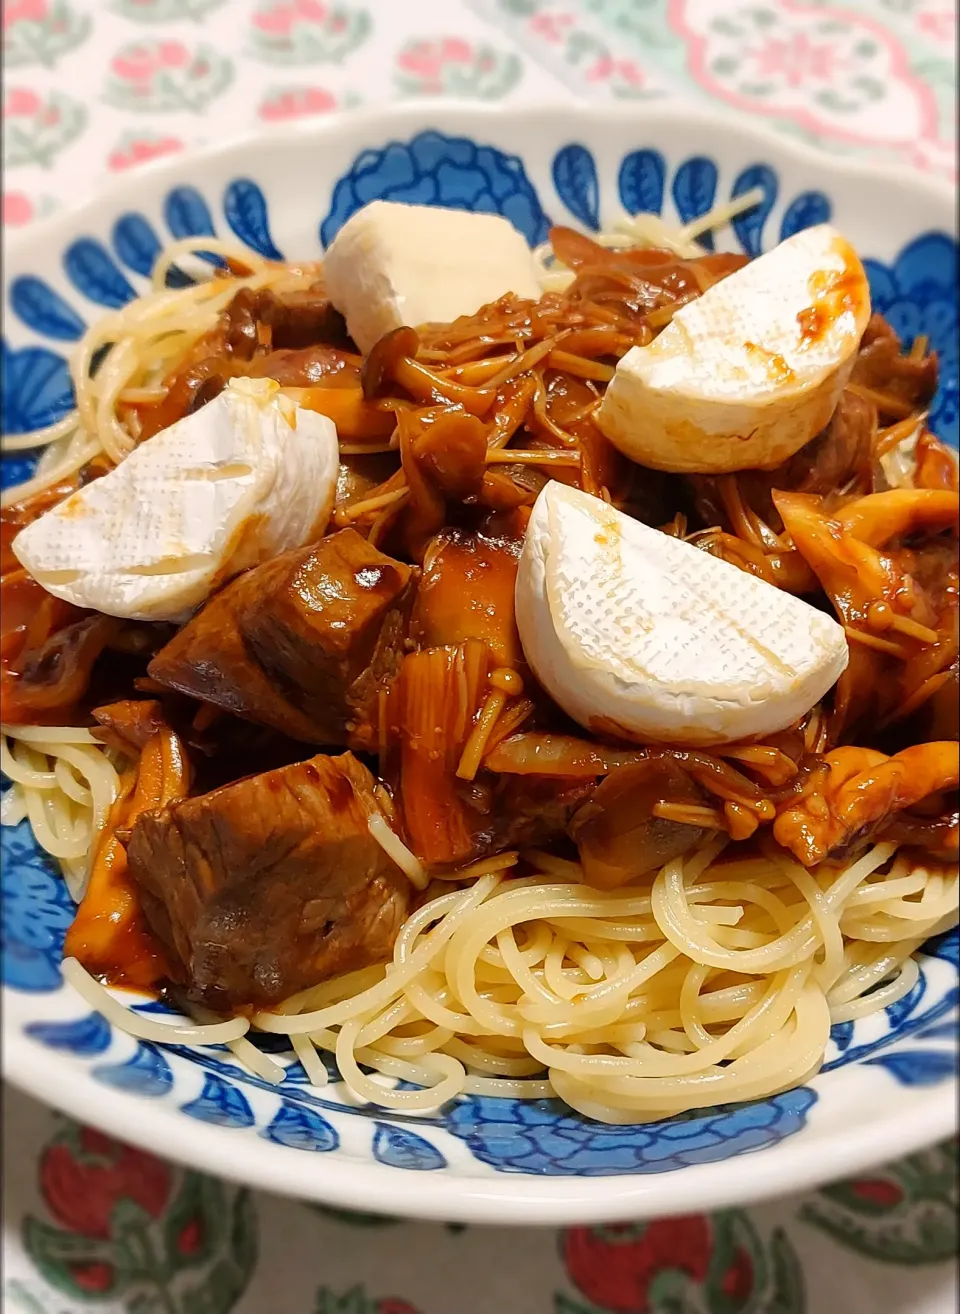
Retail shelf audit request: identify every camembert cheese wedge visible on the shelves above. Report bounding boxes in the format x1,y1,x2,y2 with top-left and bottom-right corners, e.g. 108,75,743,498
323,200,542,353
596,224,871,473
515,482,848,745
13,378,338,622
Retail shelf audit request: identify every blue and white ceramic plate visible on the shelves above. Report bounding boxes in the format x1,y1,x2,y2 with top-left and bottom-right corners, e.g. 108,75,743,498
3,104,957,1225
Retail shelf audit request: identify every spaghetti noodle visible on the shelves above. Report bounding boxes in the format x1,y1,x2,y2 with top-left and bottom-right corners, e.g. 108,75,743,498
231,839,953,1121
1,725,121,900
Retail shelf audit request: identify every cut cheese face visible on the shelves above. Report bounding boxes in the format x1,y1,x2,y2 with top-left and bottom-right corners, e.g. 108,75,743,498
323,200,542,353
515,482,849,745
596,224,871,473
13,378,339,622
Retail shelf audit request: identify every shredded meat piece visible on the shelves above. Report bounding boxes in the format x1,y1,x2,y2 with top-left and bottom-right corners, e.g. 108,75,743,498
222,284,349,356
774,742,959,866
549,226,750,322
570,759,709,888
127,752,410,1011
687,391,881,586
335,453,400,518
0,570,121,724
130,283,358,441
897,660,959,745
764,389,879,507
877,813,959,864
775,488,959,736
492,774,595,851
850,314,938,416
486,731,829,885
387,642,586,867
134,344,363,441
148,529,414,749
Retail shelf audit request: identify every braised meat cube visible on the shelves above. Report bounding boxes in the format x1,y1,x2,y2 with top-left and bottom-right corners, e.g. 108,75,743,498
148,529,413,749
127,752,411,1011
223,285,350,357
493,774,596,852
850,314,938,417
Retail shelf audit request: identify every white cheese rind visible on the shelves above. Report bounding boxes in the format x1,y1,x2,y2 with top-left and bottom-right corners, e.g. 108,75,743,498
596,224,871,473
13,378,338,622
515,482,848,745
323,200,542,353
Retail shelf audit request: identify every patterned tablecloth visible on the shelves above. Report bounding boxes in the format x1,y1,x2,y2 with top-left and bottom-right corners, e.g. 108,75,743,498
2,2,957,1312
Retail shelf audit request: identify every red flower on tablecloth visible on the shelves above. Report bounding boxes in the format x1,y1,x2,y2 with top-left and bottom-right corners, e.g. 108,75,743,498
398,36,473,86
112,37,189,83
914,7,956,45
4,87,42,117
3,0,90,67
40,1125,172,1239
252,0,324,35
17,1126,172,1301
3,87,86,167
801,1141,958,1264
395,38,522,98
562,1216,712,1312
916,8,955,44
848,1177,907,1209
2,191,34,225
258,84,338,120
105,39,233,112
530,12,575,44
248,0,371,66
109,129,184,170
560,1211,805,1313
24,1121,259,1307
5,0,49,24
583,54,653,99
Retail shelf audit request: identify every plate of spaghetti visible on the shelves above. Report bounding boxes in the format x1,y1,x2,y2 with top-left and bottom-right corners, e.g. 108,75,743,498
2,104,957,1224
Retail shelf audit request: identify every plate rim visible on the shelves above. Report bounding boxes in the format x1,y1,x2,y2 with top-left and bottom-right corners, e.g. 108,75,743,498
6,1028,957,1225
3,98,957,1223
3,98,955,266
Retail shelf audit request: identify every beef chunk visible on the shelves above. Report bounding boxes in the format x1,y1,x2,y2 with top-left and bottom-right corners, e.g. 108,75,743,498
148,529,413,749
127,752,411,1011
493,774,595,851
222,285,351,358
851,314,938,415
777,389,877,498
689,389,880,537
